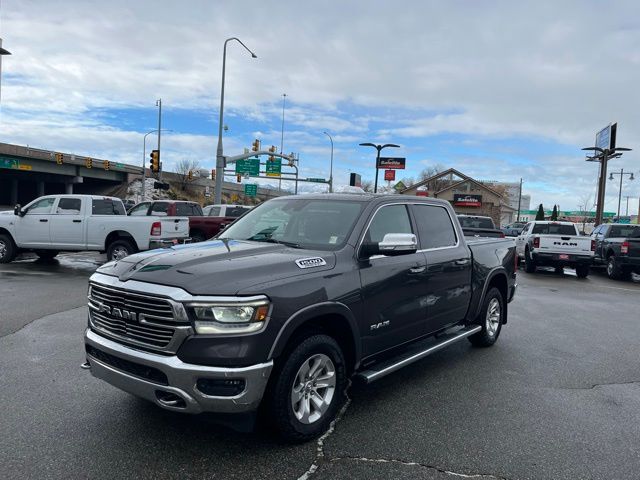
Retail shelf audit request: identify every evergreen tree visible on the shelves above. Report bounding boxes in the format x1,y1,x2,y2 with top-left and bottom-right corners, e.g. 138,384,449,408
535,204,545,220
551,205,558,221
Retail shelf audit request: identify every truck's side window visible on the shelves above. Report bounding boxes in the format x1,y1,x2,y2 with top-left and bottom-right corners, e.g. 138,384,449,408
412,205,457,249
150,202,169,216
207,206,222,217
25,197,55,215
366,204,412,244
129,203,150,216
176,203,200,216
92,199,126,215
227,206,250,218
55,198,81,215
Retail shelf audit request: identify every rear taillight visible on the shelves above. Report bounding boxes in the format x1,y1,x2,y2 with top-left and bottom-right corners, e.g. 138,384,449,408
500,232,505,238
621,241,629,255
151,221,161,236
533,237,540,249
591,239,596,251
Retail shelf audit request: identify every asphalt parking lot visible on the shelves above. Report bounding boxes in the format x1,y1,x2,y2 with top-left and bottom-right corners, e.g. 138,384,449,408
1,253,640,480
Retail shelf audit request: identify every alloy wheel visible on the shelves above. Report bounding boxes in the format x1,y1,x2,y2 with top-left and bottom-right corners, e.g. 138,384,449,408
486,298,501,336
290,353,336,424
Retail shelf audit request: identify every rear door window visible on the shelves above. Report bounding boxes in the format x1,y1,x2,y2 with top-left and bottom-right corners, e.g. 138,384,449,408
207,206,222,217
226,206,250,218
55,198,82,215
175,203,200,216
413,205,457,249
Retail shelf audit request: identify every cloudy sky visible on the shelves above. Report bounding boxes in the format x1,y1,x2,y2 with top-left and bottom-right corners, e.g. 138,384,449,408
1,0,639,214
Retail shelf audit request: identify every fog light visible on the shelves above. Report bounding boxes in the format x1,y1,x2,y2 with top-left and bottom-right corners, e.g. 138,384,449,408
196,378,246,397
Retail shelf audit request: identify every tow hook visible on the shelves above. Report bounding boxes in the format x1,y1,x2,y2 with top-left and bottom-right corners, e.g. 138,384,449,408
80,360,91,370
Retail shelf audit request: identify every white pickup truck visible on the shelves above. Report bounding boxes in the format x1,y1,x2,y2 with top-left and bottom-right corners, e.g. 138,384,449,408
0,195,189,263
515,220,594,278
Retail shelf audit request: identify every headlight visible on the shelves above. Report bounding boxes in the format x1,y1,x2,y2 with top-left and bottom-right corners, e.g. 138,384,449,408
189,299,270,334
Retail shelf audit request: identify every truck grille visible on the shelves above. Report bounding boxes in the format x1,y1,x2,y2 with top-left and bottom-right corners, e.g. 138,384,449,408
88,282,179,351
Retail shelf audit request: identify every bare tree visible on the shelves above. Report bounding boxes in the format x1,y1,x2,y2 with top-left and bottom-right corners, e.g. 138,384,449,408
361,180,374,193
175,159,201,190
418,164,445,181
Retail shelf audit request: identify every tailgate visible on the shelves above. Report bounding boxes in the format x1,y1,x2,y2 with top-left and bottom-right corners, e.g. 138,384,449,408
157,217,189,238
628,239,640,258
537,235,593,255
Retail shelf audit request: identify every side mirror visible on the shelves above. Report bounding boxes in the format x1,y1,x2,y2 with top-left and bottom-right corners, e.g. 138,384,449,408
362,233,418,258
14,204,22,216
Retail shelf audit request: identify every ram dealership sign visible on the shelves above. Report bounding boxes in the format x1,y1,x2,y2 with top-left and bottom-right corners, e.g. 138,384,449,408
453,194,482,207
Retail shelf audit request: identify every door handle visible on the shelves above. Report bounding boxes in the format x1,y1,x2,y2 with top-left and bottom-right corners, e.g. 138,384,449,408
455,259,470,266
39,219,48,223
73,219,82,223
409,265,426,274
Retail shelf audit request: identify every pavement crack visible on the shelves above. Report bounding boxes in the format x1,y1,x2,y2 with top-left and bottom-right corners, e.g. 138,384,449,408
563,380,640,390
329,456,514,479
296,381,352,480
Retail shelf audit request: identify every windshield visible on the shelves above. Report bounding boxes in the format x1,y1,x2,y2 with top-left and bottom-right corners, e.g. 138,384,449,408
609,225,640,238
532,223,577,235
218,198,364,251
458,217,494,229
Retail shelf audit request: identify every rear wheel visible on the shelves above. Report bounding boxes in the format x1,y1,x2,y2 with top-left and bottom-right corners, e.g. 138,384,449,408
606,255,624,280
106,239,136,261
266,334,347,443
575,265,590,278
35,250,59,260
0,234,16,264
554,265,563,274
524,248,536,273
468,287,504,347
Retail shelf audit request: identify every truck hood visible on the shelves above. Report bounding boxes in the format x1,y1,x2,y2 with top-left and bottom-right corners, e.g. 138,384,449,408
95,239,337,295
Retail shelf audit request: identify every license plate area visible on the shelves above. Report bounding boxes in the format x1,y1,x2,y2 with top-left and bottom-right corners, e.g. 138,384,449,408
558,254,569,260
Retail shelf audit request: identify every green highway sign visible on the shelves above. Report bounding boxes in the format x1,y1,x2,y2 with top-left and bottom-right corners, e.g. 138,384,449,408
306,178,327,183
236,157,260,176
244,183,258,197
0,157,19,169
266,158,282,177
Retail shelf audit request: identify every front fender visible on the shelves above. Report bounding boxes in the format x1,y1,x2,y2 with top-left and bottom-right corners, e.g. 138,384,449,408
268,301,361,369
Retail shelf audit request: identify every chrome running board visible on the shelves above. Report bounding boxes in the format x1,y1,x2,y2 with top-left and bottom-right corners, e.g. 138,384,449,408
356,325,482,384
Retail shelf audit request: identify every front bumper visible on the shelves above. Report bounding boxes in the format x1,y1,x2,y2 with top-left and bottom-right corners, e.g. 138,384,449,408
84,328,273,414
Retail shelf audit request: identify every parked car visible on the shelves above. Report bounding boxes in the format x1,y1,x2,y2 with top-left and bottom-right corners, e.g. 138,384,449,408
83,194,517,442
591,223,640,280
515,221,594,277
502,222,527,237
457,214,505,238
0,195,189,263
203,204,253,218
128,200,231,242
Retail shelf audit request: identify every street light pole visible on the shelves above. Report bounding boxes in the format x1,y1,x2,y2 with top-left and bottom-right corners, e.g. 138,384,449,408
517,178,523,222
324,131,334,193
215,37,257,205
279,93,287,192
608,168,634,218
156,99,162,181
359,142,400,193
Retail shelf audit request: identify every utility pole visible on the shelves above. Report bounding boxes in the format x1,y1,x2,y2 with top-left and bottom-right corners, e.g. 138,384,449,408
517,178,523,222
156,99,162,181
624,195,632,216
279,93,287,192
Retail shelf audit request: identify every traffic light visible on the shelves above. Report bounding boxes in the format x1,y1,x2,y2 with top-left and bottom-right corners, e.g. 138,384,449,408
188,170,193,181
268,145,276,162
103,160,110,170
251,139,261,152
55,153,63,165
211,169,216,180
236,174,242,183
85,157,92,169
150,150,160,173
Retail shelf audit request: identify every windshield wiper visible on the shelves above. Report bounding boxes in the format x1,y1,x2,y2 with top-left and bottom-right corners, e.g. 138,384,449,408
258,238,301,248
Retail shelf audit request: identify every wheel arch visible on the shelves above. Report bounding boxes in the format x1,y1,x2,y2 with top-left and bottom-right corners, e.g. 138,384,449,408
471,268,509,324
268,302,361,374
0,227,15,243
104,230,139,251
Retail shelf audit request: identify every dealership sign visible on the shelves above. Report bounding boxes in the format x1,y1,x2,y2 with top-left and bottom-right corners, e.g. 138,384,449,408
595,123,617,151
384,169,396,181
377,157,406,169
453,194,482,207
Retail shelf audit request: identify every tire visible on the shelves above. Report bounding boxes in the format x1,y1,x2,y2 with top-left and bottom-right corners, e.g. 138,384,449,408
554,265,563,274
190,230,206,243
468,287,504,347
106,239,136,261
606,255,624,280
266,334,347,443
0,234,16,264
575,265,589,278
524,248,536,273
35,250,59,260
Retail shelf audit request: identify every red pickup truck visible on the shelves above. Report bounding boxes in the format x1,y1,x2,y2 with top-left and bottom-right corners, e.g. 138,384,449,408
128,200,230,242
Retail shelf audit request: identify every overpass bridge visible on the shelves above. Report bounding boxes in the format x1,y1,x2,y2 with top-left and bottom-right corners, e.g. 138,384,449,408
0,142,142,206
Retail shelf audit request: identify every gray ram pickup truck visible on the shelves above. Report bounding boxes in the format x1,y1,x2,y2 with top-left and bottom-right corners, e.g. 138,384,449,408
82,194,518,442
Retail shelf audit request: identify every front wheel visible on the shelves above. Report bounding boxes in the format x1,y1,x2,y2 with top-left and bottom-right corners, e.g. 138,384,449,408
106,239,136,261
468,287,504,347
0,234,16,264
266,334,347,443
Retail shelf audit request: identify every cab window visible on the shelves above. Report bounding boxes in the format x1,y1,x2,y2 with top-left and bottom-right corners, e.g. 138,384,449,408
413,205,457,249
150,202,169,216
55,198,82,215
25,198,55,215
365,204,413,244
128,203,150,216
